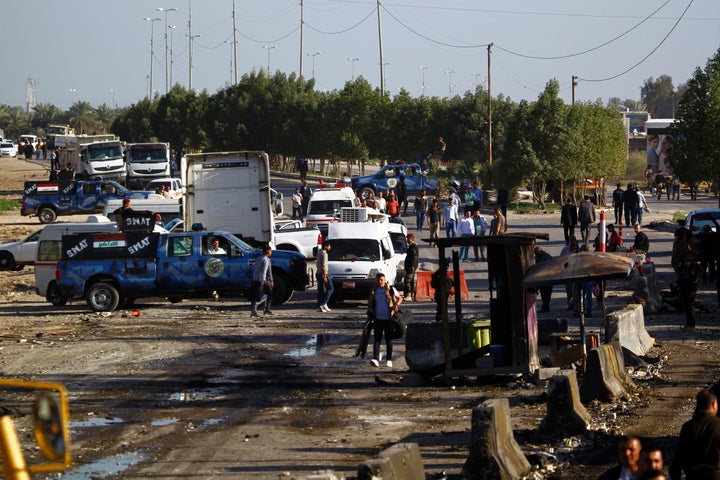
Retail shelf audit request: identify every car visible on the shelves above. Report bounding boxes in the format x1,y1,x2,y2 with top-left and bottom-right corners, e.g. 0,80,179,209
0,228,43,270
0,141,17,157
144,178,186,199
351,162,458,202
685,209,720,235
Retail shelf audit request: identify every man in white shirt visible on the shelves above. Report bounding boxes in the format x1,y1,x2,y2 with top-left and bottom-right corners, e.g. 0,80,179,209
457,210,475,261
292,188,303,220
442,197,458,238
636,187,647,226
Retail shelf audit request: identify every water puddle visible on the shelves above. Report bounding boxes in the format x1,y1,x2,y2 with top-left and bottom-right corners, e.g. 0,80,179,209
168,388,228,402
151,418,180,427
56,451,147,479
284,334,329,358
202,417,223,426
71,416,125,428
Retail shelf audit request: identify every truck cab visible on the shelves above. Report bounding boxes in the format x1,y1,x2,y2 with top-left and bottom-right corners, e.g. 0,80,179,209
305,184,357,238
125,143,171,189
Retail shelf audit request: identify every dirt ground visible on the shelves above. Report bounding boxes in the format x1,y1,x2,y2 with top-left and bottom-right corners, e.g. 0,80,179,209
1,155,720,479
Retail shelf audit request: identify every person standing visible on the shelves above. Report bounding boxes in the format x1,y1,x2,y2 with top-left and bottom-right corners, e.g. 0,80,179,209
300,180,312,219
606,224,622,252
612,183,625,225
385,192,400,218
678,257,702,329
427,198,441,245
632,223,650,254
472,182,483,212
497,184,509,231
316,242,334,312
457,210,475,262
578,196,596,244
297,157,309,182
490,208,505,236
431,259,453,322
560,197,578,244
397,175,408,215
414,189,428,231
698,225,716,283
670,389,720,479
291,188,303,220
375,191,386,213
473,210,489,262
533,246,553,312
624,183,639,228
250,245,274,317
598,436,643,480
403,233,418,301
49,148,58,171
462,185,476,215
41,141,47,160
442,197,458,238
367,273,402,368
637,186,648,226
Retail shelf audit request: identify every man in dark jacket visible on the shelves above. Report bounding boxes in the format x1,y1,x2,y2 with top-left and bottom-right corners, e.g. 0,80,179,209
403,233,419,301
578,196,596,244
560,198,578,245
670,389,720,479
623,183,639,228
632,223,650,253
612,183,625,225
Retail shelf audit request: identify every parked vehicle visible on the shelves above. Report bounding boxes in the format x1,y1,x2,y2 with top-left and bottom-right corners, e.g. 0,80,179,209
305,184,357,238
57,134,126,183
351,162,457,201
55,227,310,311
0,228,42,270
35,216,120,306
18,135,38,152
387,218,408,288
45,124,74,150
686,209,720,235
145,177,185,199
324,207,400,302
125,143,171,189
21,179,152,224
0,141,17,157
104,197,182,225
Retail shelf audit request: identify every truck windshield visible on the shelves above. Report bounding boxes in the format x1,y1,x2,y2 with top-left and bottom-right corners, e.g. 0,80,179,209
88,144,123,161
129,147,167,163
327,239,379,261
308,200,353,215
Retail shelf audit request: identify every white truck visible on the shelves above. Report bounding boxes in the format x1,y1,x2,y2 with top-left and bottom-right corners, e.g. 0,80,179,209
305,184,357,238
125,142,171,189
57,134,126,183
182,151,320,257
324,207,400,302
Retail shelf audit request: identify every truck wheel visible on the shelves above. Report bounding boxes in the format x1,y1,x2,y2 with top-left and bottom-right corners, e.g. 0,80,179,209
87,282,120,312
358,187,375,201
0,252,16,271
271,273,293,305
168,296,184,303
38,207,57,224
47,282,68,307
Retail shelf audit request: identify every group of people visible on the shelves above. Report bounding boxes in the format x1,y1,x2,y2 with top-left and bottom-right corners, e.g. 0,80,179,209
291,180,314,221
611,183,650,228
597,388,720,479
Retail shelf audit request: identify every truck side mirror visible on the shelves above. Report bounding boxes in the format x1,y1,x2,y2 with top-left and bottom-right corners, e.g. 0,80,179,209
34,393,66,461
230,245,242,257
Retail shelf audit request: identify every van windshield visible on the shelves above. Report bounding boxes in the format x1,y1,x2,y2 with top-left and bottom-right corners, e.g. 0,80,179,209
327,239,379,261
308,200,353,216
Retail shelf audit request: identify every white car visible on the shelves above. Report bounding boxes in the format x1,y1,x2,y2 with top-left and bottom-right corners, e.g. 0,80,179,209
0,229,42,270
0,141,17,157
145,178,185,199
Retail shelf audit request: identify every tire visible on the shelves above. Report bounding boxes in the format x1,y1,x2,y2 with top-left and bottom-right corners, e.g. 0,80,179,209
358,187,375,201
271,272,293,305
86,282,121,312
167,296,184,304
47,282,68,307
38,207,57,224
0,252,15,271
440,185,458,198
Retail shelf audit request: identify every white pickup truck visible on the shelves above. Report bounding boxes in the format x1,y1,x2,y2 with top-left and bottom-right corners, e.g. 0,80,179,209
0,228,42,270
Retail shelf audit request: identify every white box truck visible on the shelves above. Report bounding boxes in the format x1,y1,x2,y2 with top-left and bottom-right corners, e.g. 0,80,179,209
182,151,274,246
125,142,171,189
58,134,126,183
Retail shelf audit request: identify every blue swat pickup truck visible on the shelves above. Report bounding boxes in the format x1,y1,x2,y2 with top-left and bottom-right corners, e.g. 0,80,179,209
351,162,458,201
21,180,151,224
55,229,309,312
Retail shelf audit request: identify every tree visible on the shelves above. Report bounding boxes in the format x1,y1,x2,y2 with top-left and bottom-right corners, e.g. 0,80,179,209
641,75,676,117
68,101,97,134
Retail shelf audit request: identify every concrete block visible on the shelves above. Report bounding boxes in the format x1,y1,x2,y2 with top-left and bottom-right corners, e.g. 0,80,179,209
605,304,654,356
538,370,591,436
357,443,424,480
405,322,462,371
580,343,629,403
462,398,531,480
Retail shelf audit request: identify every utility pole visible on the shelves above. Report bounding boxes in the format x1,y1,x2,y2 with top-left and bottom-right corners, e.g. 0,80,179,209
376,0,385,97
232,0,238,85
188,0,192,89
299,0,304,78
487,43,493,166
572,75,578,104
445,70,454,97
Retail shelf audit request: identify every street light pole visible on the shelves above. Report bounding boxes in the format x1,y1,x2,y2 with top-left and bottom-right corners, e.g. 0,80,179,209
110,89,116,109
156,7,177,94
169,24,176,88
144,17,161,99
306,52,320,78
348,57,359,80
419,66,429,96
263,46,276,76
187,34,201,89
69,88,76,106
445,70,455,97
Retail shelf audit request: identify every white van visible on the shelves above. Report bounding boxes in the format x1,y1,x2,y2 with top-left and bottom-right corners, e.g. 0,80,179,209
305,184,357,238
325,207,398,302
103,197,182,225
35,216,118,306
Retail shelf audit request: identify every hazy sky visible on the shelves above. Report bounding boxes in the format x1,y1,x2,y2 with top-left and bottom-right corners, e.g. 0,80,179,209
3,0,718,110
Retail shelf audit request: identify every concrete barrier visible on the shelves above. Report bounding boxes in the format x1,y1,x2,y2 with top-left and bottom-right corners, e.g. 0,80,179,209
414,270,469,302
605,303,654,356
405,322,462,372
461,398,531,480
357,443,424,480
580,343,630,403
538,370,591,436
290,471,344,480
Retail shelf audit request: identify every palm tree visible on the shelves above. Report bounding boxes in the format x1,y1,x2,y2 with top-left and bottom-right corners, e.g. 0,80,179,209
31,103,62,131
68,101,97,134
94,104,117,133
3,106,31,139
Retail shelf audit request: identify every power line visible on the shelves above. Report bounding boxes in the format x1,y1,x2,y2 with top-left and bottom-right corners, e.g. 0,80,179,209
304,7,375,35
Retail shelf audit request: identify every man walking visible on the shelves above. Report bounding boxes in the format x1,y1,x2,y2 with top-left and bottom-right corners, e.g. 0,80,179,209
368,273,402,368
316,242,334,312
578,196,596,244
251,246,274,317
670,389,720,479
560,197,578,245
612,183,625,225
442,197,458,238
623,183,639,228
414,189,427,231
300,180,312,219
403,233,418,301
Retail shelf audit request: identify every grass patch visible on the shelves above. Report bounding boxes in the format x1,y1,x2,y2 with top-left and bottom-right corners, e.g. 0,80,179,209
516,202,561,213
672,211,687,223
0,198,19,212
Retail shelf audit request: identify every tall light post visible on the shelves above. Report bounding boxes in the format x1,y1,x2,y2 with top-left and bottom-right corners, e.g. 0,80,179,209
348,57,359,80
68,88,76,106
380,62,390,94
156,7,177,94
110,89,116,108
144,17,161,99
472,73,485,90
224,40,238,86
187,33,201,89
445,70,455,97
263,45,276,75
419,66,429,96
168,25,176,88
306,51,320,78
